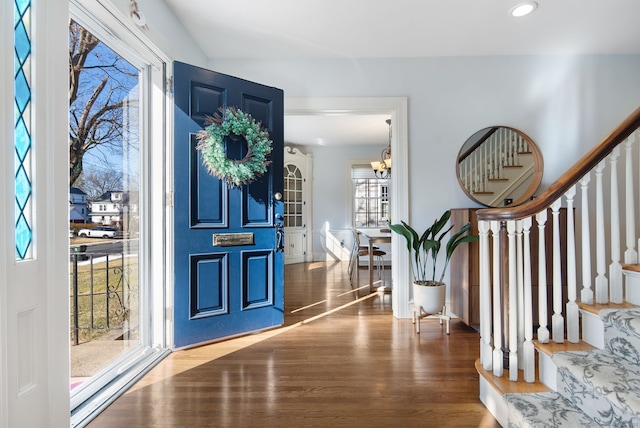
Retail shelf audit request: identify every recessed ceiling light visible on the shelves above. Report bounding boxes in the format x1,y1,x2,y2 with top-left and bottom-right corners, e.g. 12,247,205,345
509,1,538,17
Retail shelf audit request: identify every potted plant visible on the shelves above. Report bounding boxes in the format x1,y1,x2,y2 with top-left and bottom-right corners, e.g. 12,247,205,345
389,210,478,314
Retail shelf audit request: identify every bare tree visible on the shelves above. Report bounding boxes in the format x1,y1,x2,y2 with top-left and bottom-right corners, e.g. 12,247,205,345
73,165,124,200
69,20,138,186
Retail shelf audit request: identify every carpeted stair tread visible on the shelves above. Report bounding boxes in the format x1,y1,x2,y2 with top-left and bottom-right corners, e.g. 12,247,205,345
601,308,640,365
552,349,640,426
505,391,600,427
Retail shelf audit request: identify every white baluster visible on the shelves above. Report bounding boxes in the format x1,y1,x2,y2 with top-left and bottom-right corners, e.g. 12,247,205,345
516,220,524,370
580,173,593,304
499,132,504,178
491,220,503,377
565,186,579,343
466,161,471,191
609,146,623,303
479,220,493,371
491,139,500,178
625,134,637,264
551,199,564,343
474,152,478,192
484,139,489,182
595,160,609,304
536,210,550,343
522,217,535,382
507,220,518,380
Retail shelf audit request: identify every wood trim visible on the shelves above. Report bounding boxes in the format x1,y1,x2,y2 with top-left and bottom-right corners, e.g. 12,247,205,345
622,263,640,273
577,300,637,315
475,359,550,395
534,340,596,357
477,107,640,221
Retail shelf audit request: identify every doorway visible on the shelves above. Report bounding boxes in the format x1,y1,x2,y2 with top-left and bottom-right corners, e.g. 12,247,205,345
284,97,411,318
68,2,169,425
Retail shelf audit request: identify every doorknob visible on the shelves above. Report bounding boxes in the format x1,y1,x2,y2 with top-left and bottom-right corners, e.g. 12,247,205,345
275,223,285,252
274,192,283,201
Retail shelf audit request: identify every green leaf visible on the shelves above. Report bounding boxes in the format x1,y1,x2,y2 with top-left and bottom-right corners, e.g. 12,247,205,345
429,210,451,238
389,222,413,253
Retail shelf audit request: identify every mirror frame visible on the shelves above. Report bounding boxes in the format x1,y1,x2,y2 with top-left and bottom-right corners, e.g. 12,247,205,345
456,126,543,207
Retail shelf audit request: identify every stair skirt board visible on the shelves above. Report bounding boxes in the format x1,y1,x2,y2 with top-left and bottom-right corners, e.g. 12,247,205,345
537,350,557,391
505,392,600,428
479,375,509,427
623,269,640,306
580,309,605,348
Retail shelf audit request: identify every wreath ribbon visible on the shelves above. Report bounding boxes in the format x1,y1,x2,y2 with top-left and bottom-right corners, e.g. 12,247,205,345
196,107,273,187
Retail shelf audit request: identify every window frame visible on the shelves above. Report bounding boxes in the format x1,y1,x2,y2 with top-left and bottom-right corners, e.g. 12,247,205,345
351,163,390,229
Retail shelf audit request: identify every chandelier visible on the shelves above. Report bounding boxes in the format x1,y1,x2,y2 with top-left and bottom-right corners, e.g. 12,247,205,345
371,119,392,179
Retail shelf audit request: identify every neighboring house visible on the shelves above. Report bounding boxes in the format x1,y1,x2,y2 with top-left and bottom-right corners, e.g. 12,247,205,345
89,191,128,227
69,187,88,223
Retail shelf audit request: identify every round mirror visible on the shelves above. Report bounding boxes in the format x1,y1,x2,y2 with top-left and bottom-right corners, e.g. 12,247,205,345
456,126,543,207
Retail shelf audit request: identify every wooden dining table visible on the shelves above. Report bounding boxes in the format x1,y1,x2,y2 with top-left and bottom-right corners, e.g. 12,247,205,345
357,228,392,293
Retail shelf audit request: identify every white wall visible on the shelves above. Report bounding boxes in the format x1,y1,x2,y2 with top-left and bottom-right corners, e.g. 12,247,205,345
209,55,640,235
108,0,208,67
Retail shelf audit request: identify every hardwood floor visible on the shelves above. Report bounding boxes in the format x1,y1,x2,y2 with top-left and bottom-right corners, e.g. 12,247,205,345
88,261,499,427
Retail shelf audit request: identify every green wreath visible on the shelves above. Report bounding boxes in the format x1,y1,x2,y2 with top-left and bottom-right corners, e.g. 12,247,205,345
196,107,273,187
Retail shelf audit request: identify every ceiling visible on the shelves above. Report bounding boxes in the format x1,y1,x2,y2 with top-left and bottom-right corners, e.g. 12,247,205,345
162,0,640,147
284,115,390,147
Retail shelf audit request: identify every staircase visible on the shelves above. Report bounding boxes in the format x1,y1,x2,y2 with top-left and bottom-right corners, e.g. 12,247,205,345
474,107,640,427
507,304,640,426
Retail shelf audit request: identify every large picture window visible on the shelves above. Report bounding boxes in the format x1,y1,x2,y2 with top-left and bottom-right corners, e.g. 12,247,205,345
352,165,389,228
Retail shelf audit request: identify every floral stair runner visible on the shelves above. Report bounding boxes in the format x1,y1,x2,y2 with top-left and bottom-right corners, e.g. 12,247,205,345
505,392,600,427
505,308,640,427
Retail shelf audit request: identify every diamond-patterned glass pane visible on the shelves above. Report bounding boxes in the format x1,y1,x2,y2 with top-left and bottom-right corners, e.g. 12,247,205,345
14,70,30,114
15,215,32,259
14,0,32,260
15,0,29,16
14,20,30,64
15,166,31,210
15,118,30,161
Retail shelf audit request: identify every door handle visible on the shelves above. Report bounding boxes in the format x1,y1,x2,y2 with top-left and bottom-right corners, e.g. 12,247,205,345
275,213,284,252
275,223,284,252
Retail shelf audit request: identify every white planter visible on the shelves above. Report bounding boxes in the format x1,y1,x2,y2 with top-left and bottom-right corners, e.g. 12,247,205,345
413,282,446,315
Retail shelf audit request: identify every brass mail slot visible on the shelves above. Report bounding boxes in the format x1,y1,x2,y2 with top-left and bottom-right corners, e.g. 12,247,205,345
213,233,254,247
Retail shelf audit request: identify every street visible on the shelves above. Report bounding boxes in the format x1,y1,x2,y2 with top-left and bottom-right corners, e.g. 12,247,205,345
70,238,139,257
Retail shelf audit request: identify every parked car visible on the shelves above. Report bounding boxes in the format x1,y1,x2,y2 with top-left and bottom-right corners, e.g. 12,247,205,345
69,229,75,238
77,226,119,238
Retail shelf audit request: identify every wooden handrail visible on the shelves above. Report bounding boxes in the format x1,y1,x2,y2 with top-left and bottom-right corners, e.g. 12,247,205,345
476,107,640,222
458,127,499,163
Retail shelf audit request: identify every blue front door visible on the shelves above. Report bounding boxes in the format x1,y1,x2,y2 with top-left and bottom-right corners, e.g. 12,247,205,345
173,62,284,348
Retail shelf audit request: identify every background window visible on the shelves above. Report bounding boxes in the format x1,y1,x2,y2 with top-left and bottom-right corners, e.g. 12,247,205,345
284,164,304,228
352,165,389,228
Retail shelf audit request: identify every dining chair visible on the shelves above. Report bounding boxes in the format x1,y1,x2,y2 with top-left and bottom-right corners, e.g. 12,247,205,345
349,229,386,287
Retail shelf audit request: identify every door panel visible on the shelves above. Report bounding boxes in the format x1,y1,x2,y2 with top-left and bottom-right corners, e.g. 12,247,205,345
174,62,284,348
192,135,227,227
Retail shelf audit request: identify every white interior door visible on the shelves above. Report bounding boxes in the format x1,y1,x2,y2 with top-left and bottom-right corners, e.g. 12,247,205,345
284,146,313,264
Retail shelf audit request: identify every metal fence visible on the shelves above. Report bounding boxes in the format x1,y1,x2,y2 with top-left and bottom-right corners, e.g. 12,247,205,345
69,251,137,345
